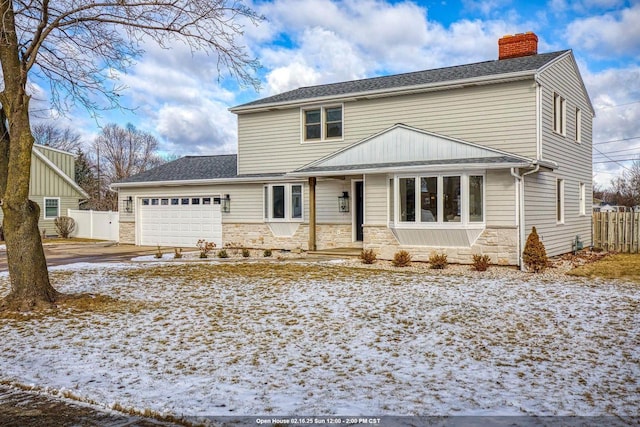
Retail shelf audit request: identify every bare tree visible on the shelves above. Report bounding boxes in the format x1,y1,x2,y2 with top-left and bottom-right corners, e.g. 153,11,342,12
93,123,164,210
0,1,262,311
32,122,82,152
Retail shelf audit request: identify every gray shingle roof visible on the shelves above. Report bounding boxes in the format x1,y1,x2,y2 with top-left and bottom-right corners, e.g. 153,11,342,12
294,156,530,174
116,154,238,184
234,50,569,109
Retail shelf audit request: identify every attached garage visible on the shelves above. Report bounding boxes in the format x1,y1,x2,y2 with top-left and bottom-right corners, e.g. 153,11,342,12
138,196,222,247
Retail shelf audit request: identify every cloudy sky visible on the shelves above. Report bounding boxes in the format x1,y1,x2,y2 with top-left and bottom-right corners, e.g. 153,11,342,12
34,0,639,188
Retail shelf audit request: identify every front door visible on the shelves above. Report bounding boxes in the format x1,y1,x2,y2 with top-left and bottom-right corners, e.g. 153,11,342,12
354,180,364,241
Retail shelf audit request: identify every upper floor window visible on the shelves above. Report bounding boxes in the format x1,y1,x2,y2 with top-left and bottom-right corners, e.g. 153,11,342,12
264,183,304,221
553,93,566,135
575,108,582,143
302,105,343,142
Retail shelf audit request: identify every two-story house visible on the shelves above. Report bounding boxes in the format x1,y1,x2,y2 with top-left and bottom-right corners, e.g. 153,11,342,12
113,33,593,266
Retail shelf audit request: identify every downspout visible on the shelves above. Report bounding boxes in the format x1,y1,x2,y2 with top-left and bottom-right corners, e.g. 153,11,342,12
511,164,540,270
536,79,543,159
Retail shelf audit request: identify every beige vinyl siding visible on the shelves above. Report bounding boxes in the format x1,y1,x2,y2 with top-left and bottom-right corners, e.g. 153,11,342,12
118,184,266,224
237,80,538,174
34,145,75,178
527,54,593,256
485,170,517,227
364,174,387,225
316,179,351,224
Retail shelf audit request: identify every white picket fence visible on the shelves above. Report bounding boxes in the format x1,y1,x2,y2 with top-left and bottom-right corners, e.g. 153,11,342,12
67,209,119,241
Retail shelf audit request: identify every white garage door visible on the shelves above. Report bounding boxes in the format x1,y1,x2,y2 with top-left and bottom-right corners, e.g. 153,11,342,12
139,196,222,248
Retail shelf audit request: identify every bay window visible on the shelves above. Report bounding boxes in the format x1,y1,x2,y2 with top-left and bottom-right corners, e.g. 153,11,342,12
264,184,304,221
394,173,484,226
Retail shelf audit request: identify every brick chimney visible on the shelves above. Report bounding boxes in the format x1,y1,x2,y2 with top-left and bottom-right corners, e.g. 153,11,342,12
498,32,538,60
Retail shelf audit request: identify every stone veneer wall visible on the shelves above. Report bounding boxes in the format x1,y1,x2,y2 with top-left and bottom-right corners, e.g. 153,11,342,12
119,222,135,244
364,225,518,265
222,223,358,251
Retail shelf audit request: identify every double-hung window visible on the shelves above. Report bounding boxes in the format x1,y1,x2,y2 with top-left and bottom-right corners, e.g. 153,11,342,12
575,108,582,143
264,184,303,221
302,105,343,141
43,198,60,219
557,179,565,223
395,174,483,226
553,93,566,135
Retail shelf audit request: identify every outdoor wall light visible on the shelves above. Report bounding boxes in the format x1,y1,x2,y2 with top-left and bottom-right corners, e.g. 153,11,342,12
124,196,133,213
222,194,231,213
338,191,350,213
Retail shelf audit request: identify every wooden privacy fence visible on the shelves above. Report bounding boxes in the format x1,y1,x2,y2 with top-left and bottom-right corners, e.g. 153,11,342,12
592,212,640,253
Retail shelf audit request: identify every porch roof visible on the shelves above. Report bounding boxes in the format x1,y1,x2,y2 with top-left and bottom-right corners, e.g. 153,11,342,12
290,124,550,177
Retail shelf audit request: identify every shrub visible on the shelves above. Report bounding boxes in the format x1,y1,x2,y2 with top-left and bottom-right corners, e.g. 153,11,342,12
472,254,491,271
242,248,251,258
196,239,216,258
392,250,412,267
173,248,183,259
359,249,377,264
217,249,229,258
522,226,548,273
429,252,448,269
154,244,163,259
263,248,272,257
224,242,241,256
54,216,76,238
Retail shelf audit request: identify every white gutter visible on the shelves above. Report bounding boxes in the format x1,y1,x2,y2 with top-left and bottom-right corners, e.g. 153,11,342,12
511,163,540,270
290,161,533,178
110,174,303,190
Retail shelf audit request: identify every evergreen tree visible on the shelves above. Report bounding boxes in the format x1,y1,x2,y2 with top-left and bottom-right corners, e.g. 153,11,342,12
522,226,548,273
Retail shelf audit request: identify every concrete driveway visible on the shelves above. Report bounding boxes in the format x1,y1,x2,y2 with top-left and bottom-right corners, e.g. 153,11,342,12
0,242,161,270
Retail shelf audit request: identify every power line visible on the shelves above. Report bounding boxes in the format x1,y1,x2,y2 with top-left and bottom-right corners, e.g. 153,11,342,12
592,146,640,156
593,136,640,145
592,146,632,171
593,159,639,164
596,100,640,109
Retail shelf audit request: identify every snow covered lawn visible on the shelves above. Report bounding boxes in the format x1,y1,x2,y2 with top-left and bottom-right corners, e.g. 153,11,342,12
0,261,638,418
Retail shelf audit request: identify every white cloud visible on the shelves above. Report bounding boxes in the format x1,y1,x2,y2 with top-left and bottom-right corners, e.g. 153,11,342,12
566,4,640,58
582,65,640,187
155,101,237,156
251,0,528,96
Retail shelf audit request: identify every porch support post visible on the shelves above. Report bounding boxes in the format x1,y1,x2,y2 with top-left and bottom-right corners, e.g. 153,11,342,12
309,177,317,251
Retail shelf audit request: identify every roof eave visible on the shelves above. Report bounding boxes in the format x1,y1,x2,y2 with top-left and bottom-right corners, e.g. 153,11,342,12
288,161,534,177
110,174,302,189
230,71,536,114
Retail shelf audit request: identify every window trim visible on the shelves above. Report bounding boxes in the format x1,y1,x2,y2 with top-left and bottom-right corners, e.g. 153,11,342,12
557,178,565,224
393,172,485,229
300,104,344,143
263,183,305,222
575,108,582,143
579,182,586,216
553,92,566,136
43,197,60,220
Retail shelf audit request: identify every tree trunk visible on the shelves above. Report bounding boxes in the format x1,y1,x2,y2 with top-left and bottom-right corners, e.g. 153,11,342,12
2,200,58,311
0,0,58,311
0,102,58,311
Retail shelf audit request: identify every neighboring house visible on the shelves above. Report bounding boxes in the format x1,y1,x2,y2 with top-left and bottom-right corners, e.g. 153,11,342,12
112,32,593,266
0,144,89,236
